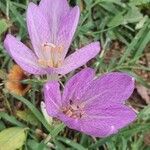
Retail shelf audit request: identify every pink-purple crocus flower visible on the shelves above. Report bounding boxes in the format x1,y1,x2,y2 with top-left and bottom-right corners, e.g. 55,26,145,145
44,68,136,137
4,0,100,75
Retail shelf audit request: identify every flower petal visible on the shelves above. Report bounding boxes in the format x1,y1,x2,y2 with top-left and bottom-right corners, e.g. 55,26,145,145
44,81,61,117
58,113,81,131
39,0,69,43
81,72,135,105
39,0,69,25
4,34,51,75
81,104,136,137
27,3,51,59
58,104,136,137
57,6,80,58
62,68,95,106
58,42,101,75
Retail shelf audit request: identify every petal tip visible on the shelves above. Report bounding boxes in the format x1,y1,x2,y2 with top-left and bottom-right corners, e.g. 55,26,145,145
131,77,135,82
74,5,80,13
95,41,101,51
3,34,15,54
82,67,95,74
27,2,37,8
27,2,38,15
4,34,12,43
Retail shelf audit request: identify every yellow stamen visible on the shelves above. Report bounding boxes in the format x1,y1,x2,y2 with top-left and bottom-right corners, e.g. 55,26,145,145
58,46,63,52
56,60,62,68
43,42,56,49
39,42,64,68
47,60,53,67
38,59,47,67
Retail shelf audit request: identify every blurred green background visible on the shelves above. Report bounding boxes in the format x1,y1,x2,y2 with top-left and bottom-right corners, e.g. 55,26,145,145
0,0,150,149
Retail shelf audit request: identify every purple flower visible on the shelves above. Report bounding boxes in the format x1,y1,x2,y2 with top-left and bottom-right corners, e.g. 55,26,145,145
44,68,136,137
4,0,100,75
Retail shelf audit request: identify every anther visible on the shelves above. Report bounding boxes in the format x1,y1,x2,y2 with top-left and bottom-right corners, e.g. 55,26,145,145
38,59,47,67
47,60,53,67
43,42,56,48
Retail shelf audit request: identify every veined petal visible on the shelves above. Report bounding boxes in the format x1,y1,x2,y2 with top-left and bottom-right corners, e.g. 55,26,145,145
39,0,69,24
58,42,101,75
39,0,69,43
44,81,62,117
27,3,51,59
81,104,136,137
81,72,135,105
58,113,81,131
57,6,80,58
62,68,95,106
4,34,50,75
58,104,136,137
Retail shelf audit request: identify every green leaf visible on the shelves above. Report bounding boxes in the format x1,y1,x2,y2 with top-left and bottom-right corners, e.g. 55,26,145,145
118,20,149,65
135,16,148,29
0,112,26,127
108,6,143,28
0,69,7,80
0,19,10,35
0,121,5,131
50,123,65,137
129,0,150,5
27,140,49,150
108,12,124,27
16,109,40,126
124,6,143,23
138,105,150,120
132,30,150,61
9,2,26,29
44,123,66,144
57,137,87,150
0,127,28,150
12,94,52,133
89,136,113,149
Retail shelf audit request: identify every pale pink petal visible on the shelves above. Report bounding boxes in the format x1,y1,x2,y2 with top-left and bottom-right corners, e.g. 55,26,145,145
27,3,51,59
44,81,62,117
4,34,51,75
58,113,81,131
81,104,136,137
57,104,136,137
58,42,101,75
57,6,80,58
39,0,69,43
62,68,95,106
81,72,135,105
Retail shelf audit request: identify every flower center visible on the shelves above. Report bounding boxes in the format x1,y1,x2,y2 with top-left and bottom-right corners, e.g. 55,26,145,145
62,101,85,119
38,42,64,68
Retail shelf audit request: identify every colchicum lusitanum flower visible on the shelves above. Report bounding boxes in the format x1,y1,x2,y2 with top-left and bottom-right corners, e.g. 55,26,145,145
44,68,136,137
4,0,100,75
3,0,137,138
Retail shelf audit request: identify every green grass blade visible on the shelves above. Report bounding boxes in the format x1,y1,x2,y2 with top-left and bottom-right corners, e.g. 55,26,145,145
12,94,52,132
0,112,26,127
57,137,87,150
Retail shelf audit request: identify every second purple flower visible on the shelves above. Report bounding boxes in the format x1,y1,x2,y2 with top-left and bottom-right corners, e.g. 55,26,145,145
44,68,136,137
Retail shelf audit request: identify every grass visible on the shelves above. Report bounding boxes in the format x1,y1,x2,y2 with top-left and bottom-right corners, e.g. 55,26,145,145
0,0,150,149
